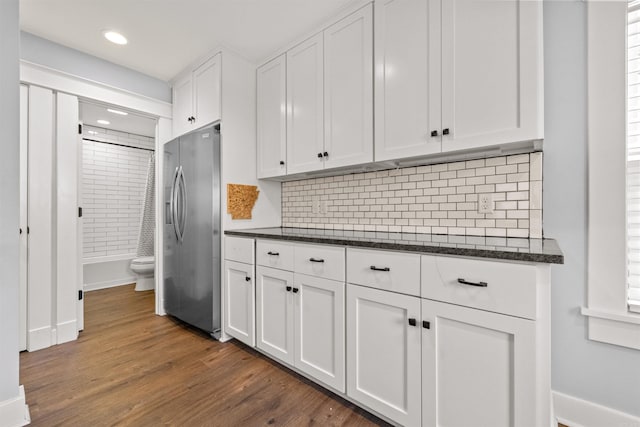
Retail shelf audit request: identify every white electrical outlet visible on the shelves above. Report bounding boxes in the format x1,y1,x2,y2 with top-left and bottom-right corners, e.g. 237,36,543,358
478,193,494,214
312,198,320,214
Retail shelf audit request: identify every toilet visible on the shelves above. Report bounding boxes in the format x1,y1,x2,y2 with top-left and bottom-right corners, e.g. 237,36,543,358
130,256,155,291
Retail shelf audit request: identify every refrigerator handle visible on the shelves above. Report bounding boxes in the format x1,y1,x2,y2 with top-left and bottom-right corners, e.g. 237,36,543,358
174,166,184,243
170,166,180,240
179,167,187,243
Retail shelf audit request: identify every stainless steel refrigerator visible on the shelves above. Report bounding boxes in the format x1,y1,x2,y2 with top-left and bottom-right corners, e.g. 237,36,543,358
163,124,221,337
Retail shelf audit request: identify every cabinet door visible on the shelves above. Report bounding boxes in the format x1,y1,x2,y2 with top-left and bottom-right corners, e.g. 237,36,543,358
440,0,543,152
294,274,345,392
224,260,255,347
323,4,373,169
422,299,536,427
257,54,287,179
173,72,193,137
346,284,421,426
256,266,294,365
374,0,441,161
193,53,221,127
286,33,325,174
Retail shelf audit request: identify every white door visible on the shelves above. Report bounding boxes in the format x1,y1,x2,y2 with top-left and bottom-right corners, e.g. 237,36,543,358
294,274,345,392
421,299,536,427
257,54,287,179
346,284,421,426
172,72,193,137
286,33,325,174
323,4,373,169
193,54,221,128
440,0,543,152
224,260,255,346
19,85,28,351
256,266,294,365
374,0,442,161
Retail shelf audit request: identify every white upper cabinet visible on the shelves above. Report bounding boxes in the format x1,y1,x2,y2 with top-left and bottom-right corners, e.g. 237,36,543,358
374,0,441,161
172,53,222,138
323,4,374,169
286,33,325,175
374,0,543,161
440,0,543,152
257,54,287,179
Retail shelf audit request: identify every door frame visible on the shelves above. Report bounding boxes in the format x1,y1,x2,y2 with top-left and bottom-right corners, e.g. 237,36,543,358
20,61,173,348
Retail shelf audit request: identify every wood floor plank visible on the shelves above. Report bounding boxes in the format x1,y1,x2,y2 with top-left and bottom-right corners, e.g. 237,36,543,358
20,285,389,426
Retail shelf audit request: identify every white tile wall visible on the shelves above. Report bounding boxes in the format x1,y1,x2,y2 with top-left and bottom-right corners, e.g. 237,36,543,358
282,153,543,238
82,127,154,259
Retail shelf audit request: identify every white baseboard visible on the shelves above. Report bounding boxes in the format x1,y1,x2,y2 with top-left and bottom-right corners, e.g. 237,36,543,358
27,326,52,352
553,391,640,427
0,385,30,427
56,320,78,345
84,277,136,292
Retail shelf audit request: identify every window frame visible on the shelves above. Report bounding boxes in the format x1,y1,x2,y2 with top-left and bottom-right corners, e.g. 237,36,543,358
583,0,640,350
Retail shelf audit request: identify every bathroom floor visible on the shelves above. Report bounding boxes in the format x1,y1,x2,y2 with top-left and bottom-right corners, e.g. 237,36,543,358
19,284,386,426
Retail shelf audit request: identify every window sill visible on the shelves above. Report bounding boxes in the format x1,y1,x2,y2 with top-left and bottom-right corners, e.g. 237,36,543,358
581,307,640,350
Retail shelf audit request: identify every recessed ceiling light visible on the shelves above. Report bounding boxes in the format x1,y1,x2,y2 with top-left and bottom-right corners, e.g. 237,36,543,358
97,119,110,125
107,108,128,116
103,31,128,45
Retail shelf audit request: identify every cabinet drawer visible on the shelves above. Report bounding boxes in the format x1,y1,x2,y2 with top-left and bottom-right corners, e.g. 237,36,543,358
256,240,294,271
421,255,537,319
225,236,254,264
294,244,345,282
347,248,421,297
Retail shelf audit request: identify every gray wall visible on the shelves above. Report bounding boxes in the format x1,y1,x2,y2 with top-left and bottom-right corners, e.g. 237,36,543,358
544,1,640,416
21,31,172,103
0,0,21,403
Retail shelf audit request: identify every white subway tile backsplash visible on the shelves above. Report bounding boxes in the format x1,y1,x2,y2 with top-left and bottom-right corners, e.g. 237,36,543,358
282,153,544,238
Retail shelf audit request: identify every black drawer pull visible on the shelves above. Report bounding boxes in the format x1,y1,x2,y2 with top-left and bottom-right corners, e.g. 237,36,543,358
286,286,292,292
408,318,417,327
370,266,390,272
457,278,488,287
309,258,325,263
292,288,299,293
245,277,251,282
423,320,430,329
267,251,280,256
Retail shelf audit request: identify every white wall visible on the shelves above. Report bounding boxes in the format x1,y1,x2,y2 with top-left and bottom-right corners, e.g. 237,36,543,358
544,1,640,417
21,31,171,103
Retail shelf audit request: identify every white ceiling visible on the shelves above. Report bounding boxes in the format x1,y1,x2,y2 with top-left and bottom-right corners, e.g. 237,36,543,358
20,0,361,82
80,101,157,137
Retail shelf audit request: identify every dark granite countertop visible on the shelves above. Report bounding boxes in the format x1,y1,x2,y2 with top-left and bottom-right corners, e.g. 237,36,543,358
224,227,564,264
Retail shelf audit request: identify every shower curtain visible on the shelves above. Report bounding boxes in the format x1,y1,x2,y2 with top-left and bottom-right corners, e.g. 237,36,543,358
136,153,155,257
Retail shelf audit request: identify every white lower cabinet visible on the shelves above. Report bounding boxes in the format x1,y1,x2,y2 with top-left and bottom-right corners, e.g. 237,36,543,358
421,298,536,427
294,274,345,392
256,266,295,365
346,283,422,426
224,260,255,347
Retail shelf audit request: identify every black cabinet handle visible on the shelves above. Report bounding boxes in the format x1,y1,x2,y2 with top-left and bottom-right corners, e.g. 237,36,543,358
323,152,328,157
309,258,325,263
457,278,488,287
267,251,280,256
408,318,417,327
279,160,285,165
443,128,450,135
317,152,323,158
245,277,251,282
187,117,192,123
293,288,299,293
423,320,430,329
286,286,292,292
370,266,390,272
430,130,438,137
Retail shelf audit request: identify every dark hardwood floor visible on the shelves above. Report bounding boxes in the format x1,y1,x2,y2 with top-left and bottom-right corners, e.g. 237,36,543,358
20,285,388,426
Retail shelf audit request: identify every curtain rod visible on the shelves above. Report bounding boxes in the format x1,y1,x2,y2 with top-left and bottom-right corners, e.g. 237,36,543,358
82,138,154,152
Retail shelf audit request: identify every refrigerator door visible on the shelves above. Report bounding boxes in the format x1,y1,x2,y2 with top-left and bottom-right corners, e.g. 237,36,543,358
163,138,182,318
177,125,220,333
